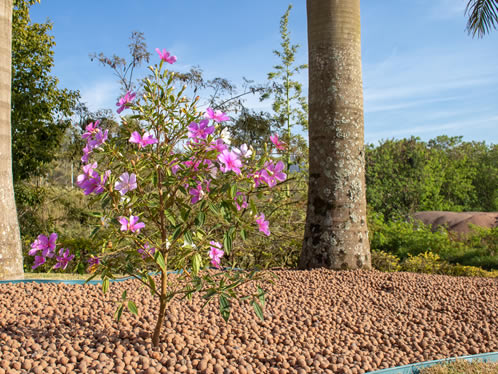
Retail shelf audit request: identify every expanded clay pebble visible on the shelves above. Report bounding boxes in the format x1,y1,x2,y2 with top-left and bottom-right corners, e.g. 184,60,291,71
0,269,496,373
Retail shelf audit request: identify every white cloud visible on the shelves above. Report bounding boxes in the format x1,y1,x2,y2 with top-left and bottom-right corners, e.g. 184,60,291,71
80,79,120,113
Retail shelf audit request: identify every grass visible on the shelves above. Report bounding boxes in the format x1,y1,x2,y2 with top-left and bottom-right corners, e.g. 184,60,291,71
418,360,498,374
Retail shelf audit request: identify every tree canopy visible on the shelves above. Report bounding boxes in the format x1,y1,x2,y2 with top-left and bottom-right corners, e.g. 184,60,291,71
11,0,79,182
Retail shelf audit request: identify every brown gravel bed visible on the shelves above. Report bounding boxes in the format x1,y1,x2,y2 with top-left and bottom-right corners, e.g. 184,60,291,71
0,268,497,374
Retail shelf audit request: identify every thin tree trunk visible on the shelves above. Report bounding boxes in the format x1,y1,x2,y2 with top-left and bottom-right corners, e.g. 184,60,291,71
299,0,371,270
0,0,24,280
152,269,167,346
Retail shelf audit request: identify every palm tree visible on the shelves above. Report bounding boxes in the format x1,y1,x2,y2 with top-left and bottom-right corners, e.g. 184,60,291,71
299,0,371,270
0,0,24,280
466,0,498,38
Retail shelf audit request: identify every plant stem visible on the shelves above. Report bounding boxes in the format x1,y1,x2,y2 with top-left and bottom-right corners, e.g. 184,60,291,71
152,268,168,346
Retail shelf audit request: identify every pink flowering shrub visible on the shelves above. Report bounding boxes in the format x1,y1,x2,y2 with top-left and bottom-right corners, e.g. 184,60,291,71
30,49,288,346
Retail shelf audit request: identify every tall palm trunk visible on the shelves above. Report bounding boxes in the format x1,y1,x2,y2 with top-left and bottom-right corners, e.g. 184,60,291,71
0,0,24,280
299,0,371,270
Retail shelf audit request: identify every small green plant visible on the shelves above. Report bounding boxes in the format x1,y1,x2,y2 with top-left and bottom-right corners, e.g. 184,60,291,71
401,251,443,274
371,250,402,272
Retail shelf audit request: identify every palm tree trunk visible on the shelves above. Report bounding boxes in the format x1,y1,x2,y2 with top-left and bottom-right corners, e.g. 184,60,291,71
0,0,24,280
299,0,371,270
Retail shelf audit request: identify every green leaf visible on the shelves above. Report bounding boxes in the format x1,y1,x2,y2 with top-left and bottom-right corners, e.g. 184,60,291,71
219,294,231,322
114,304,124,322
172,226,183,241
184,230,193,245
102,278,109,294
180,207,190,222
251,300,264,321
249,199,258,215
195,211,206,227
164,209,176,225
192,253,202,277
224,231,232,255
230,185,237,199
154,251,167,272
257,286,265,307
202,288,217,300
127,301,138,316
240,229,247,241
147,274,156,295
121,290,127,301
208,202,219,215
90,226,100,239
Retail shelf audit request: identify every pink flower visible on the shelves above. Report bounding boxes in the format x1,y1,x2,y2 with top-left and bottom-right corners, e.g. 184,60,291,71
116,91,136,114
129,131,158,148
115,172,137,195
87,256,100,273
118,215,145,233
217,150,242,175
260,161,287,188
256,213,270,236
87,256,100,266
270,134,286,150
53,248,75,270
32,255,46,270
29,233,57,258
204,108,230,123
189,183,205,204
77,169,110,195
89,129,109,148
138,242,156,259
82,120,101,139
249,170,265,187
234,192,248,211
208,241,224,269
188,120,215,141
209,138,228,153
171,164,180,175
155,48,177,64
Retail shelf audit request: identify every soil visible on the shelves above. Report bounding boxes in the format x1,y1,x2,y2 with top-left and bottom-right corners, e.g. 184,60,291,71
0,268,497,374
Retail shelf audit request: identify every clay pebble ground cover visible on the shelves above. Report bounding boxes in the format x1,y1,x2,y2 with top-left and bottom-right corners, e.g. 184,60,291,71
0,268,496,374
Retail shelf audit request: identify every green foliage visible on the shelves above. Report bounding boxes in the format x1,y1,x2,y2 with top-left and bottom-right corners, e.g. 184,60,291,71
262,4,308,175
366,136,497,220
369,211,498,272
11,0,80,182
228,108,275,155
16,183,105,273
401,252,444,274
371,250,401,272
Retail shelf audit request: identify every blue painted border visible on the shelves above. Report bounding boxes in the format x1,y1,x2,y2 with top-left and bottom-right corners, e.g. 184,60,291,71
365,352,498,374
0,266,249,285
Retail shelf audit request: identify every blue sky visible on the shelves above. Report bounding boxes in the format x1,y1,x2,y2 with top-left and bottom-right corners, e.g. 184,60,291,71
30,0,498,145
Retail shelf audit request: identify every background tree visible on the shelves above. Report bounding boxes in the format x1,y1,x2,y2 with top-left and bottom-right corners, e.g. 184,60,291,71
299,0,371,270
11,0,79,183
466,0,498,38
262,4,308,174
0,0,24,279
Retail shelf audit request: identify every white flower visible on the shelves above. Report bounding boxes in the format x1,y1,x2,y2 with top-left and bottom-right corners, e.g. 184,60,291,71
220,128,231,145
233,144,252,158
